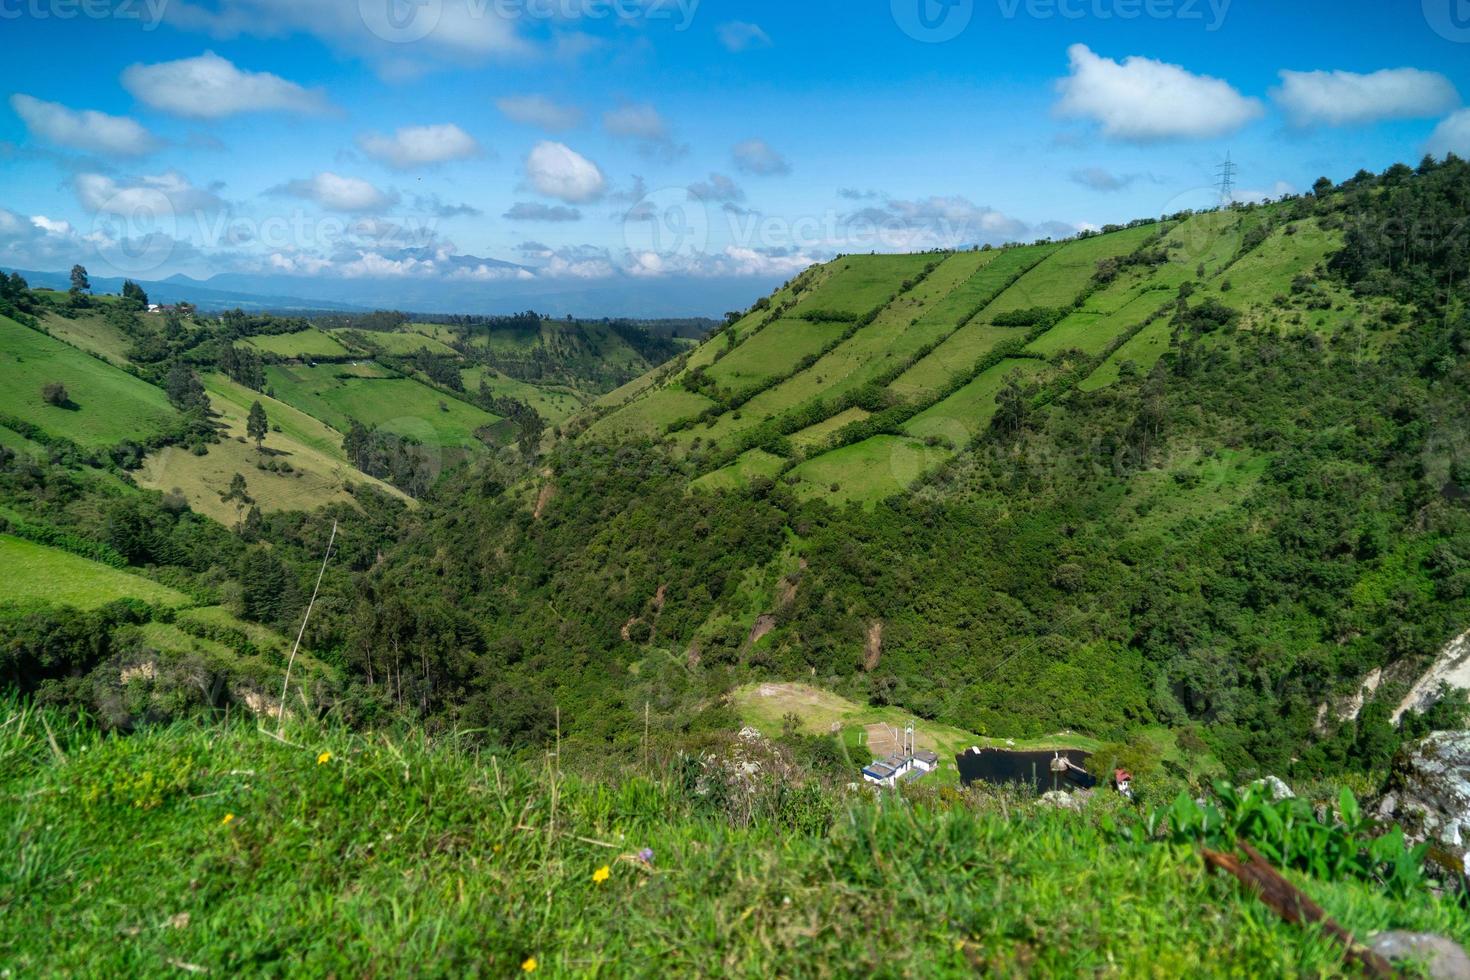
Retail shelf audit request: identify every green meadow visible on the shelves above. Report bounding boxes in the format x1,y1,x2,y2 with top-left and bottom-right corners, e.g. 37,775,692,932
263,364,501,451
0,535,189,609
0,316,176,448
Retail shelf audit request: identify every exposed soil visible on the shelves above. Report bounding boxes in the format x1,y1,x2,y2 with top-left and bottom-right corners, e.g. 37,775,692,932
863,621,883,672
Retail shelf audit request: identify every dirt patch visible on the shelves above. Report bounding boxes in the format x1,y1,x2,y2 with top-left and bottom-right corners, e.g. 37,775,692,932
778,559,807,608
532,469,555,520
864,721,938,756
746,614,777,648
863,621,883,672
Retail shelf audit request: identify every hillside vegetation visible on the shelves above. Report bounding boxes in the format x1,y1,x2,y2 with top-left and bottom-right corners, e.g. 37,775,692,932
337,159,1470,784
5,702,1466,976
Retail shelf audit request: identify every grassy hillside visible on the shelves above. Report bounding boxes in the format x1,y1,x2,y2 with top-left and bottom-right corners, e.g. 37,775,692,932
5,705,1464,977
263,364,502,453
0,535,189,608
0,315,177,448
137,374,407,522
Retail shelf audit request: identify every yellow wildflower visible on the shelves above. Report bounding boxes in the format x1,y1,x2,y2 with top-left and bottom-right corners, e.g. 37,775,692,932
221,813,234,826
592,865,611,884
521,956,537,973
317,751,332,765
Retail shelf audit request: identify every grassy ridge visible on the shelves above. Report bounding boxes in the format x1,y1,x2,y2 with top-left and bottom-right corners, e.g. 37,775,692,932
4,705,1464,976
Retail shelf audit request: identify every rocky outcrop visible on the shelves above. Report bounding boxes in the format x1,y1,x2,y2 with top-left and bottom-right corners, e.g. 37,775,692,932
1394,629,1470,722
1368,932,1470,980
1374,731,1470,857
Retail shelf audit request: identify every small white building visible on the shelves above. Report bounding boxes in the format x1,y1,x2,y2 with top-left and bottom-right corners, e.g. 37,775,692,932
860,725,938,787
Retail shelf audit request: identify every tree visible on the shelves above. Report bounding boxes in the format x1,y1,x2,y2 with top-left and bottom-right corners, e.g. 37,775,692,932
223,472,252,506
121,280,149,308
164,363,208,413
69,265,90,295
246,401,269,450
41,382,68,407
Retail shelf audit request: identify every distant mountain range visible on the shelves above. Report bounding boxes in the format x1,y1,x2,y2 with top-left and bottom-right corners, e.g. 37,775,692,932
7,267,783,319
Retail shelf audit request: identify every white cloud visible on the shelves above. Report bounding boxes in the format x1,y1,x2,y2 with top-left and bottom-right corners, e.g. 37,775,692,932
844,195,1032,249
1069,167,1150,192
30,215,73,236
161,0,529,65
1273,68,1459,127
503,202,582,222
1427,108,1470,158
122,51,330,119
524,141,605,203
717,21,771,53
603,103,670,142
275,172,394,212
732,138,791,176
603,103,685,160
688,173,745,203
358,124,481,169
75,170,226,216
9,94,159,156
1055,44,1263,142
496,94,583,131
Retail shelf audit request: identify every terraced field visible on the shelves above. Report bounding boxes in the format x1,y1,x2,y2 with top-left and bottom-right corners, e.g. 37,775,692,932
0,315,176,448
788,252,935,319
902,359,1050,444
981,224,1158,318
788,436,953,507
705,318,849,391
581,387,713,442
691,448,787,492
583,212,1378,509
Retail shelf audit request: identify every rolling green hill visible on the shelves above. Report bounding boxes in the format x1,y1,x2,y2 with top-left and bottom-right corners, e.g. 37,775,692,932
0,315,178,449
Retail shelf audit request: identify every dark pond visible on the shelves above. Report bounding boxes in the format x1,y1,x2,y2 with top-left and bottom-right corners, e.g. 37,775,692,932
955,748,1096,794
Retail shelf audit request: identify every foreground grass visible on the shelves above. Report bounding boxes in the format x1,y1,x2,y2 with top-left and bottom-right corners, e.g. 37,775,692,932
3,704,1465,977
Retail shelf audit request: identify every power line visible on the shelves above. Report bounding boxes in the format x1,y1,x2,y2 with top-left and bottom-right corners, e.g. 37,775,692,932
1216,151,1238,205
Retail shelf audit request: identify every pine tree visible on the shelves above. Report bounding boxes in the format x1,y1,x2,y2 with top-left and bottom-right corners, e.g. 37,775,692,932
69,265,90,295
247,401,269,450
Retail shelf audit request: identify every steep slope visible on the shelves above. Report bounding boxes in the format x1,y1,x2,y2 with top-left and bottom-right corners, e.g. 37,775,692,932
352,160,1470,779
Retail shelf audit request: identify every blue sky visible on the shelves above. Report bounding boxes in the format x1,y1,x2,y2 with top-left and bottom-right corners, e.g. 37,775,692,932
1,0,1468,311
